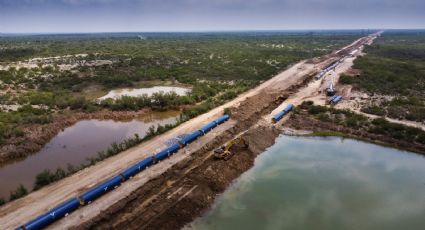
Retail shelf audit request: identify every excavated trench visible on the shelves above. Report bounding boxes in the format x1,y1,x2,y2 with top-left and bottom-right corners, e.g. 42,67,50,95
0,34,381,230
75,125,280,230
72,88,293,230
70,51,335,230
70,37,369,230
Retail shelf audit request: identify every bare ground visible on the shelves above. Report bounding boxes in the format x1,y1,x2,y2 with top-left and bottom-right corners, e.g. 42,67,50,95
0,33,375,230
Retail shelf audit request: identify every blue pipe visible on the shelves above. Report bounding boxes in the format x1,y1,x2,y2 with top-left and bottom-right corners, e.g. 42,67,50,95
19,198,80,230
273,104,294,122
332,96,342,104
215,114,230,124
154,149,169,161
80,175,122,204
328,95,337,102
200,121,217,133
167,143,180,154
121,163,143,180
181,130,202,145
17,115,231,230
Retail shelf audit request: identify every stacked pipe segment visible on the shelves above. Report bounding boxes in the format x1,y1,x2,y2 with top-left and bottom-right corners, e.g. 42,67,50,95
17,114,231,230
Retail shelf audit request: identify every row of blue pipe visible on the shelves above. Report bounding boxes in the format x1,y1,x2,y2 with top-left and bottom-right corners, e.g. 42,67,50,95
17,114,230,230
273,104,294,122
329,95,342,104
315,58,344,79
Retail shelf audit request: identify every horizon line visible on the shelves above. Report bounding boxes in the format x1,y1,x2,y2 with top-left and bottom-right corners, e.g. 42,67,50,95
2,28,425,35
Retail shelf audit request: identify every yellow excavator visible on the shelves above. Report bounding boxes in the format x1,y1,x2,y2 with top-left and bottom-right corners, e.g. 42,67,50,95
214,136,249,160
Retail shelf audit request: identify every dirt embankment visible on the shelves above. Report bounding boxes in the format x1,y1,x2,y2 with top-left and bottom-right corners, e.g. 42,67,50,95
0,109,152,165
73,124,279,230
70,75,296,230
59,36,370,230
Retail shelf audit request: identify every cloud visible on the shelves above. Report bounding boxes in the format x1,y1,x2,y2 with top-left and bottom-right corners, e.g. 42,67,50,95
0,0,424,32
61,0,117,5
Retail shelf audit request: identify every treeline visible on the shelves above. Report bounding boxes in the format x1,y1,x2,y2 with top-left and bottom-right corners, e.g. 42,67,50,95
0,80,253,146
0,83,241,204
0,48,36,62
339,31,425,122
0,105,52,144
303,101,425,145
360,96,425,122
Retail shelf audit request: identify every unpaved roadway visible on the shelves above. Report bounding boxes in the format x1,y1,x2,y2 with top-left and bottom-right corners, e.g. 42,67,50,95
0,34,375,230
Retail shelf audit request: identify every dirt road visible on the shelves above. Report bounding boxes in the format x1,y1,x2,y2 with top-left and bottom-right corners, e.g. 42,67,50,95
0,34,374,230
269,32,425,132
267,33,378,119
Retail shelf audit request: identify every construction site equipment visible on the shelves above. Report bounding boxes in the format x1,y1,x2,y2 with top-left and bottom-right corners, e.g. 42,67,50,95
17,114,231,230
326,76,336,96
214,136,248,161
328,95,337,103
330,95,342,104
273,104,294,122
315,59,342,80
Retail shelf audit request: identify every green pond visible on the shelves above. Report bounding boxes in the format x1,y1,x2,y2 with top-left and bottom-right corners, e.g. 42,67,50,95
185,136,425,230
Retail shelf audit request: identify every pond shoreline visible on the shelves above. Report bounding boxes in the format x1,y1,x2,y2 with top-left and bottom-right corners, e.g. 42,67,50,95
284,113,425,156
0,108,170,165
76,118,425,229
0,109,180,201
187,135,425,229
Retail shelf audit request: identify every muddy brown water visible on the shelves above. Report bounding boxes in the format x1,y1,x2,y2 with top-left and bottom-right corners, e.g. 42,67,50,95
0,111,179,199
186,136,425,230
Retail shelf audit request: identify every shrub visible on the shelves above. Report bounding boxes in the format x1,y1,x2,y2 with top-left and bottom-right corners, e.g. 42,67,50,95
361,105,386,116
339,74,354,84
308,105,328,115
9,184,28,201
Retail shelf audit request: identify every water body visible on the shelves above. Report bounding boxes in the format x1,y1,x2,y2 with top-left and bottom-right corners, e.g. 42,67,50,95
186,136,425,230
0,111,179,199
99,86,191,100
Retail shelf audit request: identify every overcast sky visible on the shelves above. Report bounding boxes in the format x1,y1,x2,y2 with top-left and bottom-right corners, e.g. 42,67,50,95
0,0,424,33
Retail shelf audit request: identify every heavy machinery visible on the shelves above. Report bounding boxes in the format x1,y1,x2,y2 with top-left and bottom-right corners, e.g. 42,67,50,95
16,115,231,230
326,75,336,96
214,136,248,161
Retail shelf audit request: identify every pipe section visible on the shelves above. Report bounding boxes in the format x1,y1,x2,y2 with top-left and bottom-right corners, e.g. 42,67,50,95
17,115,231,230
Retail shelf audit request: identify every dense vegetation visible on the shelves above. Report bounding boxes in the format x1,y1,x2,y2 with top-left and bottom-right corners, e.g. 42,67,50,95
0,31,364,146
340,30,425,122
302,101,425,145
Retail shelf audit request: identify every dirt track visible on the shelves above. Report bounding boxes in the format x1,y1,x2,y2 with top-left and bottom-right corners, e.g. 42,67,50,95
0,34,375,230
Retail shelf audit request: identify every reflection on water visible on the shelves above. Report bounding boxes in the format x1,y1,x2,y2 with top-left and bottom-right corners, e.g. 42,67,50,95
98,86,191,100
0,111,179,199
186,136,425,230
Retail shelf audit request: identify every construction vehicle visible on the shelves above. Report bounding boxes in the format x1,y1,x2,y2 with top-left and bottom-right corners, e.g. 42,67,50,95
326,75,336,96
214,136,248,160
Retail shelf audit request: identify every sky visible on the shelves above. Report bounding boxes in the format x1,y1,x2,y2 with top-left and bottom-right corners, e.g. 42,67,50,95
0,0,424,33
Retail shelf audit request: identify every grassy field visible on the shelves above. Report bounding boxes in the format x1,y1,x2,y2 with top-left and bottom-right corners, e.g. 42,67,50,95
340,30,425,122
0,31,364,145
